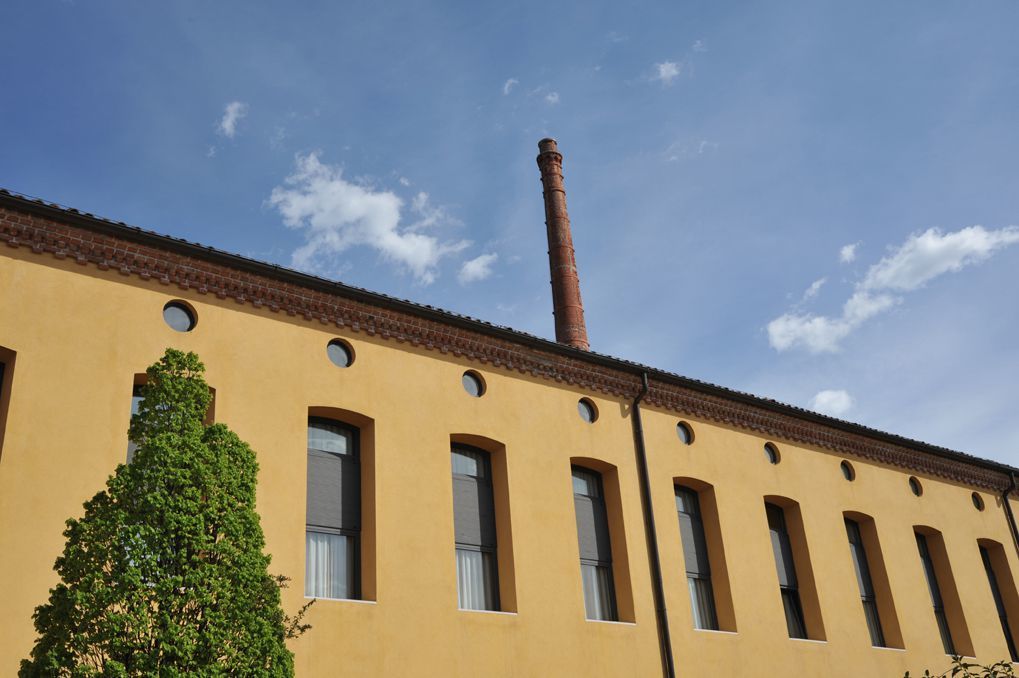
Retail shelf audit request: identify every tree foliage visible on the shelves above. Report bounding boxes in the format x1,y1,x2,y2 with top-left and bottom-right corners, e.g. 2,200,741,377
906,656,1017,678
20,349,306,676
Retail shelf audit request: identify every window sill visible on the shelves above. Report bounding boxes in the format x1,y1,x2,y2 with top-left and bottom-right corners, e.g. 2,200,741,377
457,608,518,616
304,596,377,605
872,646,905,652
584,619,636,626
789,638,827,644
692,628,738,636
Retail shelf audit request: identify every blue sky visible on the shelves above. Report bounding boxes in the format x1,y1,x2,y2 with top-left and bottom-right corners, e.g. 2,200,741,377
3,1,1019,463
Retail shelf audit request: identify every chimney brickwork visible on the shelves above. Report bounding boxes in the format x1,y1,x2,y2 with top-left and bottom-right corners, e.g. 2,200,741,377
536,138,590,351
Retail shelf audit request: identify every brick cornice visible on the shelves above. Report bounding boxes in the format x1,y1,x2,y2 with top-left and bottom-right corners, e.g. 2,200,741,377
0,200,1011,491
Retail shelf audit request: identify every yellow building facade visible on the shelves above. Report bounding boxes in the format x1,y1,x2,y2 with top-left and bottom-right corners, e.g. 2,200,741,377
2,186,1019,677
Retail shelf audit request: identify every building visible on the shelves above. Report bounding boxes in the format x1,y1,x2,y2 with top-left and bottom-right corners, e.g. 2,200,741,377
2,140,1019,677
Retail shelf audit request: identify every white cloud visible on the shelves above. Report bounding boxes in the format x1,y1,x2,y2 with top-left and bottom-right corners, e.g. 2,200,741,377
399,177,411,187
206,146,217,158
692,39,707,53
653,61,682,85
503,78,519,95
545,91,560,105
802,277,826,301
768,225,1019,353
839,242,858,263
268,152,469,284
861,226,1019,292
458,253,499,284
218,101,248,139
810,389,854,417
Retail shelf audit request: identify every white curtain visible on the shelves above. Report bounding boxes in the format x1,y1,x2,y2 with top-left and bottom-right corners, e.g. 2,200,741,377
456,548,495,610
581,563,616,620
306,531,353,599
687,576,718,630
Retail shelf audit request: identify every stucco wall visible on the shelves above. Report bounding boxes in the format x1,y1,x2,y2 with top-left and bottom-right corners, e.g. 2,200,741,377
1,246,1017,677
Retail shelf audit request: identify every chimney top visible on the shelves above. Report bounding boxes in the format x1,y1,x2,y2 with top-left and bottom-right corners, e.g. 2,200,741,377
537,138,559,154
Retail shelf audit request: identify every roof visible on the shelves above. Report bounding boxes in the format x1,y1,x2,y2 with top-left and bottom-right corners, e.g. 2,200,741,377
1,186,1015,481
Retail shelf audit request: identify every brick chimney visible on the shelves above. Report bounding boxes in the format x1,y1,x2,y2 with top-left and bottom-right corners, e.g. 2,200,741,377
536,138,590,351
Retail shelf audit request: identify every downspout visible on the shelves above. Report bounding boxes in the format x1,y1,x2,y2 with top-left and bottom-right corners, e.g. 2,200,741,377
1003,473,1019,560
631,371,676,678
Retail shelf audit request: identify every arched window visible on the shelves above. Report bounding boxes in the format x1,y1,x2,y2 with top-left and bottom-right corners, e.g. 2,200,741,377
451,445,499,610
979,540,1019,662
915,528,973,656
126,383,144,463
766,502,807,639
306,417,360,599
572,466,617,621
676,485,718,630
0,346,15,460
845,518,884,646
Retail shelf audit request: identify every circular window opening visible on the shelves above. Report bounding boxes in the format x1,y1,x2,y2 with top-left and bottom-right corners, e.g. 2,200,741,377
840,460,856,481
577,398,598,423
909,476,923,497
972,492,985,511
326,339,354,368
677,422,694,445
163,301,196,332
764,442,780,465
462,371,485,397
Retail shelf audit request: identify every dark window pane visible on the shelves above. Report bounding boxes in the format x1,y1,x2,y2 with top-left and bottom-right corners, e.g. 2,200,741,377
862,599,885,647
676,488,711,578
462,372,484,397
452,447,498,610
306,419,360,600
781,589,807,639
452,446,486,478
577,399,596,423
572,468,600,497
768,503,806,637
574,466,616,621
981,546,1019,662
162,302,195,332
688,576,718,630
916,533,954,654
326,340,353,367
305,531,357,599
581,562,617,621
456,547,499,611
308,419,355,457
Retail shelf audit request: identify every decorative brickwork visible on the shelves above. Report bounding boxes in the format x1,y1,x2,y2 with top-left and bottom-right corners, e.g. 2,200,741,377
0,198,1010,490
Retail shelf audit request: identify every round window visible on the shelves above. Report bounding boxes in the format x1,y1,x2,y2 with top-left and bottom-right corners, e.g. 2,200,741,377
764,442,780,465
972,492,985,511
677,422,694,445
840,460,856,481
909,476,923,497
163,301,196,332
462,371,485,397
326,339,354,368
577,398,598,423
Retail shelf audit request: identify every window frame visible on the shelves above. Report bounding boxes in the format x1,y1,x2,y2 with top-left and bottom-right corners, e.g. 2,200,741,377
676,485,719,630
451,443,501,611
306,417,362,600
766,502,808,639
845,517,885,646
572,465,618,621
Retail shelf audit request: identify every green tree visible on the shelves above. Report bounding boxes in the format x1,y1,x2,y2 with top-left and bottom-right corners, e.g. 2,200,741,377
20,349,308,677
905,656,1017,678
